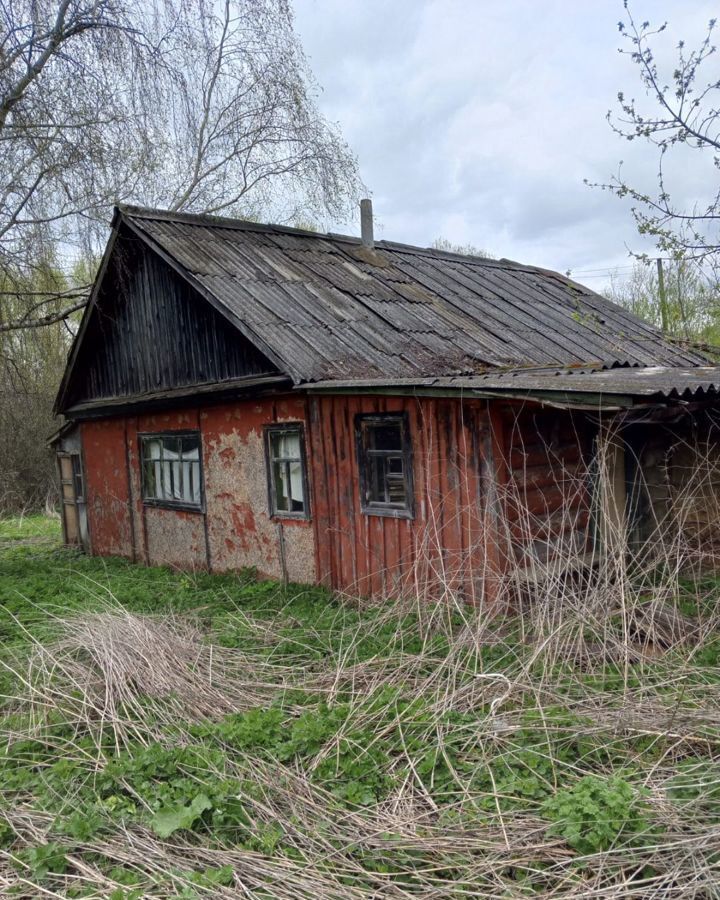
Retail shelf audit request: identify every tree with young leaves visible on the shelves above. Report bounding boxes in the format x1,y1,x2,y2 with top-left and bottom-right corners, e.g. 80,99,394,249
0,0,361,334
605,258,720,348
593,3,720,266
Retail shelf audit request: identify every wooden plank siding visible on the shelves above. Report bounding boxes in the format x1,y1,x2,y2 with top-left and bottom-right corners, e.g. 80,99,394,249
61,228,278,411
308,394,490,601
77,392,599,602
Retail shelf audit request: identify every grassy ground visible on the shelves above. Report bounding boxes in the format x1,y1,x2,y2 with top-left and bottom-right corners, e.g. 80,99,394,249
1,517,720,897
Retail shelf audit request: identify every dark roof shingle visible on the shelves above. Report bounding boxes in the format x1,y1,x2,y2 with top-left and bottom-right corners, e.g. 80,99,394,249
120,205,708,384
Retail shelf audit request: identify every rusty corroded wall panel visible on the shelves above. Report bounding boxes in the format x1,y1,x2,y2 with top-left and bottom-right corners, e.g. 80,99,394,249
81,419,134,557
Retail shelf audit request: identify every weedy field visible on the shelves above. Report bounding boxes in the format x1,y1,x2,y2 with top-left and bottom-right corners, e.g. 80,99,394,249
1,516,720,897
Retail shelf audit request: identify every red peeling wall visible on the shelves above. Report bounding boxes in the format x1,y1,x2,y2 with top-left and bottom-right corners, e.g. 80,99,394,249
79,395,315,582
200,395,315,582
77,392,594,597
81,418,133,557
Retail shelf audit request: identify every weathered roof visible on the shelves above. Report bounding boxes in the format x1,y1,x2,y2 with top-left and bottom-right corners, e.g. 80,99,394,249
118,205,707,385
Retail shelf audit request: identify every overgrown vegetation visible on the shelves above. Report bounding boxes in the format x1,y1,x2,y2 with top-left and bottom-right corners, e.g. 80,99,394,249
605,257,720,350
1,513,720,896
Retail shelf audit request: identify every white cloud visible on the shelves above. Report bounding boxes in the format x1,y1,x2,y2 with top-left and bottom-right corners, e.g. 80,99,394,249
294,0,718,284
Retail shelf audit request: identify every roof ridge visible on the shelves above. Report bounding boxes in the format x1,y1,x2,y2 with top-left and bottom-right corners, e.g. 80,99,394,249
117,203,351,240
118,205,549,276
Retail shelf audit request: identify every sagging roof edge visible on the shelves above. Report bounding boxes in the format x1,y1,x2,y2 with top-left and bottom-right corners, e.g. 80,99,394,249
55,374,720,432
55,374,293,424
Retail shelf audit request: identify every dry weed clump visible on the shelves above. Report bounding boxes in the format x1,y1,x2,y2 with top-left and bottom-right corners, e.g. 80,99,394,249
2,440,720,896
20,609,291,745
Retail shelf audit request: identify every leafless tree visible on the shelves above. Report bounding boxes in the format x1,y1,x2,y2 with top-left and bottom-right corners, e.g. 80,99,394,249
0,0,361,332
590,3,720,267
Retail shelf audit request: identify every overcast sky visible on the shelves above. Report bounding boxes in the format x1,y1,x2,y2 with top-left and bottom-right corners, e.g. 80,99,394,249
293,0,717,287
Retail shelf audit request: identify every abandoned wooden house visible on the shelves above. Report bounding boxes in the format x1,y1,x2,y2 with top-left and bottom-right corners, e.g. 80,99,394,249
52,203,720,600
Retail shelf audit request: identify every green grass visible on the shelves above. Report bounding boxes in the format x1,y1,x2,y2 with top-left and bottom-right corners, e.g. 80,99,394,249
0,513,61,542
0,519,720,897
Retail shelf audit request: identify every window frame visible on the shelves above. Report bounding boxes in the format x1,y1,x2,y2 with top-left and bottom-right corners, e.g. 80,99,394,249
70,453,85,502
264,423,311,520
355,413,414,519
139,430,205,513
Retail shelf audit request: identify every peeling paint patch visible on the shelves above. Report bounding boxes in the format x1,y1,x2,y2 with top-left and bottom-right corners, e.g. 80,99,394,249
77,395,314,584
144,506,206,569
201,398,316,581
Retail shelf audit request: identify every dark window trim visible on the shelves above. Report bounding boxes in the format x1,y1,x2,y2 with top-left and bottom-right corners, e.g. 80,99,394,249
139,430,205,513
264,423,311,520
355,413,414,519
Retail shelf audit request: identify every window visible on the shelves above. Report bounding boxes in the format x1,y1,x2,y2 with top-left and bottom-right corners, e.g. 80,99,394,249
265,425,309,518
141,432,203,510
356,414,414,517
71,454,84,502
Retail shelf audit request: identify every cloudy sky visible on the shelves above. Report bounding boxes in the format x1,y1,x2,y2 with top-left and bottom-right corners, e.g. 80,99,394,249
293,0,717,287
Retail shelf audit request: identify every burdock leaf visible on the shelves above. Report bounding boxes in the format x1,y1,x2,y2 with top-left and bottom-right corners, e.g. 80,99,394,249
151,793,212,838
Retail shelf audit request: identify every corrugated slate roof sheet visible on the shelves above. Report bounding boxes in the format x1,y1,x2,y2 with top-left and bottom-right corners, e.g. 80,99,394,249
306,366,720,403
120,205,708,385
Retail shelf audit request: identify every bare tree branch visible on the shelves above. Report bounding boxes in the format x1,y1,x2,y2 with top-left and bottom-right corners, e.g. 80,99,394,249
588,3,720,268
0,0,362,332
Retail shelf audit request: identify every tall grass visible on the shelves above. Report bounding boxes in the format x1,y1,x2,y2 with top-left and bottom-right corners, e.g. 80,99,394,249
1,426,720,897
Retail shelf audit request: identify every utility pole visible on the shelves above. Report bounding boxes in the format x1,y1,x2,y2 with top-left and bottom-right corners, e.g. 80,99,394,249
656,258,669,333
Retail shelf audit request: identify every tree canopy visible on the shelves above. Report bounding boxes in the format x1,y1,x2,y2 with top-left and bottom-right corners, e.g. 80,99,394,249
0,0,362,332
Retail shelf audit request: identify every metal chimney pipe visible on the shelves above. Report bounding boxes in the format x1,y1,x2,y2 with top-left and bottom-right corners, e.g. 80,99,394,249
360,198,374,248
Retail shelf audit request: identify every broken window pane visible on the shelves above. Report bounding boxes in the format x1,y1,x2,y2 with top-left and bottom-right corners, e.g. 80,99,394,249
267,427,307,516
357,415,413,514
141,433,202,508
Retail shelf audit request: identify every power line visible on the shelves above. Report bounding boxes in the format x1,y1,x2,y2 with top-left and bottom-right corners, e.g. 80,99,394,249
572,264,636,274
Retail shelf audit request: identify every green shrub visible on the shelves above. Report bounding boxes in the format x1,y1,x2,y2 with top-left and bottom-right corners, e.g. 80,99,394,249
542,775,654,856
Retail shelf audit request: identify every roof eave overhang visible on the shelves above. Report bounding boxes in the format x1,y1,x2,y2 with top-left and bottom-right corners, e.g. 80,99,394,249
299,381,636,411
63,373,292,420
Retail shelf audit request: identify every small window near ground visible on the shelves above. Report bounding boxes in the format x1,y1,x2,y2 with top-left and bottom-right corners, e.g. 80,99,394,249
265,425,309,518
141,432,203,510
356,414,414,517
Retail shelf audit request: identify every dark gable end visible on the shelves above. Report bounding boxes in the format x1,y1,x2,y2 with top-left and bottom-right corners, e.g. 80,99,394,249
56,223,283,415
